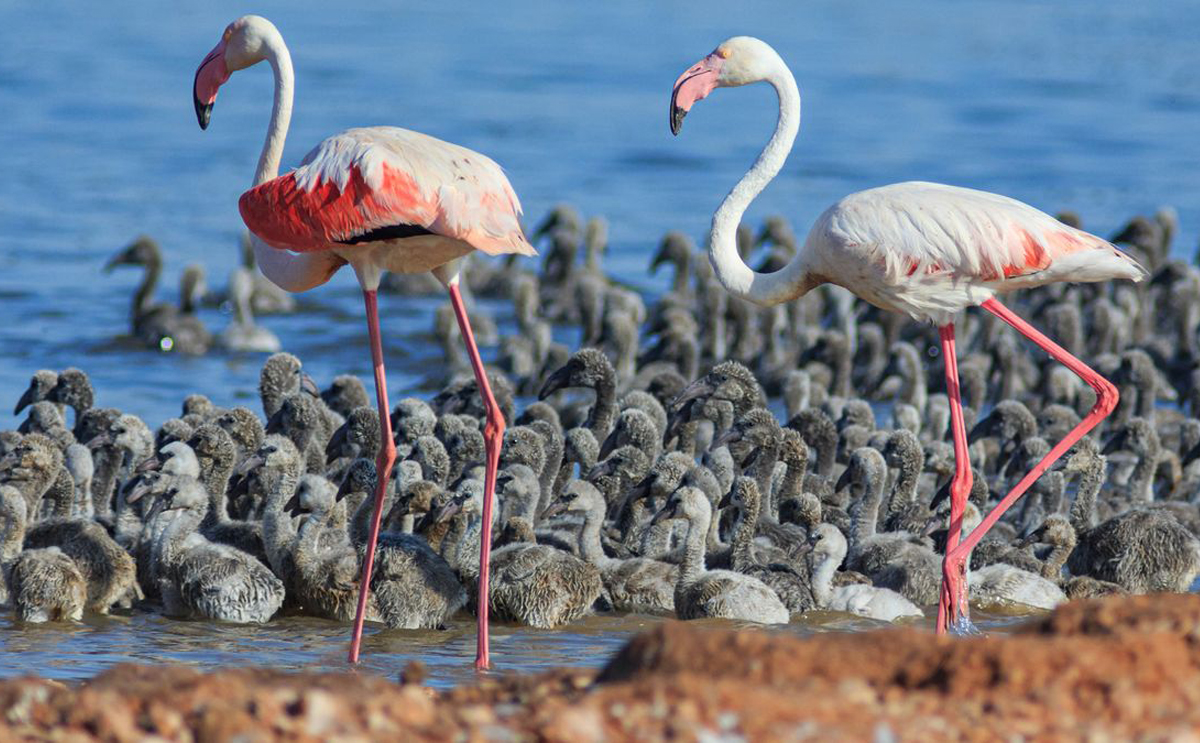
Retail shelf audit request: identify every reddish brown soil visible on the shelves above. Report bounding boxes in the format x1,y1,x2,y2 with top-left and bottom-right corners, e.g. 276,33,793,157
4,594,1200,741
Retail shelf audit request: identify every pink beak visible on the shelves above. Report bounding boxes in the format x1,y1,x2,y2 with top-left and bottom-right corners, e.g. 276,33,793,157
670,53,724,135
193,39,230,130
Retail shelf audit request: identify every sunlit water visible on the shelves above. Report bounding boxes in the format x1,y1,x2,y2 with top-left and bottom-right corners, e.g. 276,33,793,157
1,0,1198,683
0,608,1030,687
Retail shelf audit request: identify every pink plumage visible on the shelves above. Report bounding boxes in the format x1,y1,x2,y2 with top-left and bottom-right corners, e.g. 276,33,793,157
195,15,528,671
241,127,534,259
806,181,1146,323
670,36,1145,636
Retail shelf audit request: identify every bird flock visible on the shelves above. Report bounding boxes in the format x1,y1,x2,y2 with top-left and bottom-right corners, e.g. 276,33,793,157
104,234,287,355
5,199,1198,639
4,19,1194,675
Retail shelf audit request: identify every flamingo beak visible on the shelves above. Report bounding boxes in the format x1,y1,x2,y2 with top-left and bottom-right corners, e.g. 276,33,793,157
135,455,163,474
235,453,266,477
284,492,304,518
432,500,461,524
194,40,230,130
671,377,715,411
711,426,742,449
537,365,574,400
103,244,137,274
834,466,855,493
598,429,620,461
717,489,734,510
86,433,113,450
334,476,355,503
325,425,349,463
125,479,155,505
650,502,678,526
13,386,36,416
670,54,724,136
300,373,320,398
586,459,616,481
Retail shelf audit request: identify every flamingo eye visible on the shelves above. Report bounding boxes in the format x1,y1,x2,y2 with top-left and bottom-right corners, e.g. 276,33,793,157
716,47,731,60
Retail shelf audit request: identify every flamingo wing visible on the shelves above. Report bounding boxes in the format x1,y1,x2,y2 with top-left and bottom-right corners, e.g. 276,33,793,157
240,127,535,257
813,182,1146,287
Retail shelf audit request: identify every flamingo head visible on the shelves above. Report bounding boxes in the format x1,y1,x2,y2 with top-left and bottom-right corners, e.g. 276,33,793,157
670,36,783,135
194,15,281,130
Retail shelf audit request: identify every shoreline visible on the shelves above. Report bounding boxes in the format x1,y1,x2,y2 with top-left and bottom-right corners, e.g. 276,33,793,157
4,593,1200,740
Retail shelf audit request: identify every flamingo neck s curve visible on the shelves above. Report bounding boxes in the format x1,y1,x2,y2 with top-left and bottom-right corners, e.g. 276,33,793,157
246,29,343,293
708,56,816,307
254,30,294,188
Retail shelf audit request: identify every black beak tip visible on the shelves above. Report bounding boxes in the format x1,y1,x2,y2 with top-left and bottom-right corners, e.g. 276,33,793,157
834,471,852,493
537,375,563,401
195,98,212,130
670,106,686,136
929,483,949,509
300,373,320,398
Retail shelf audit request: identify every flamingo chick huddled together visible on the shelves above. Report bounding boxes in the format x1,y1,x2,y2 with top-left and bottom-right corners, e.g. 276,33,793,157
15,22,1199,673
7,198,1200,642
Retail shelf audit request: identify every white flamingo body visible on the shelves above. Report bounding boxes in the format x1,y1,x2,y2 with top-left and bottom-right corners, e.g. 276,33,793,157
670,36,1143,632
802,182,1144,324
673,37,1145,326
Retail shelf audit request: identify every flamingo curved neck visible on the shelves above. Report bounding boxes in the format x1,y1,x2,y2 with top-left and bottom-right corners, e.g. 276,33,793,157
248,31,343,293
133,257,160,317
254,34,293,188
708,60,816,307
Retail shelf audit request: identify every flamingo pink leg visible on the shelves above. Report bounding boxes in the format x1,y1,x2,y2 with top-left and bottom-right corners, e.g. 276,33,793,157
936,297,1119,634
936,323,973,633
348,288,398,663
447,281,504,671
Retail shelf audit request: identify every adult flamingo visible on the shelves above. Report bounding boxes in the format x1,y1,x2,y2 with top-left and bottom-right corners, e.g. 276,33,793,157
668,36,1145,633
194,15,534,668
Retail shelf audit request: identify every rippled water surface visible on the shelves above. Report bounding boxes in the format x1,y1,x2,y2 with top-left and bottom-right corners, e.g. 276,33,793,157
4,1,1200,422
2,0,1198,682
0,609,1030,687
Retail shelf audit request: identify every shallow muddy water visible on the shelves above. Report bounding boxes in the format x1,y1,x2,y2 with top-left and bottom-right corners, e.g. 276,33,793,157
0,608,1030,687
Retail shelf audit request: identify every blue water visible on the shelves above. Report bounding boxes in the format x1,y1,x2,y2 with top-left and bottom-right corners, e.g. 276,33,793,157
0,0,1196,681
2,0,1198,425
